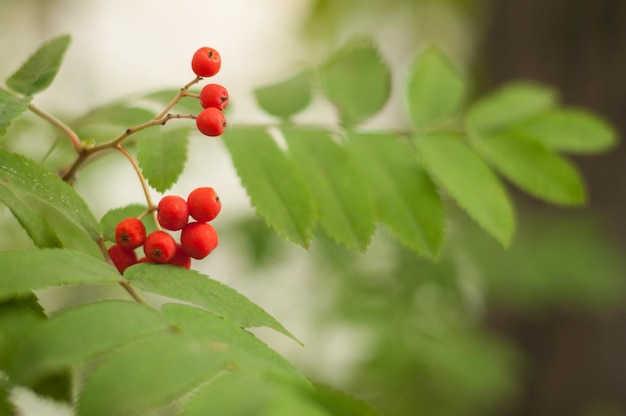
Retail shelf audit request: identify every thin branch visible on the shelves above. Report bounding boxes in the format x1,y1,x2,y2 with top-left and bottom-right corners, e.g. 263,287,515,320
119,280,147,304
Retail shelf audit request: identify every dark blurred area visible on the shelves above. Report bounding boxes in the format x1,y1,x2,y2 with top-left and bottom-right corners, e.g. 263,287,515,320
483,0,626,415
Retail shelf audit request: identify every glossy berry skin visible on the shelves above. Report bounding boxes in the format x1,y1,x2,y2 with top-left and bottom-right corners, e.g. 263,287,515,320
191,47,221,77
115,217,146,250
187,187,221,222
199,84,229,110
196,107,226,137
181,222,218,259
108,244,138,274
167,244,192,269
157,195,189,231
143,230,177,263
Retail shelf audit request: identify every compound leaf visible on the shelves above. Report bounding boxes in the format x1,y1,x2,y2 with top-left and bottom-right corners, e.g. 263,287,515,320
0,148,101,240
6,35,71,96
347,132,443,256
0,249,120,301
471,133,586,206
76,332,226,416
254,71,313,119
0,184,62,248
466,81,557,136
126,263,301,344
0,90,31,138
10,300,168,386
318,39,391,127
406,46,466,129
415,133,514,246
283,127,375,251
510,108,618,154
137,127,189,192
223,126,316,247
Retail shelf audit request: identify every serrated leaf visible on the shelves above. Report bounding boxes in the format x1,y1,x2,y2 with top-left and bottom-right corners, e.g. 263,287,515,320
471,133,586,206
163,303,306,382
312,383,381,416
415,133,515,246
222,126,316,247
254,71,312,119
6,35,71,95
76,332,226,416
0,184,62,248
0,89,31,138
0,148,101,240
0,249,120,301
137,127,189,192
406,46,466,129
10,300,168,386
346,132,443,256
99,203,156,243
510,108,618,154
126,263,301,344
318,39,391,127
466,81,558,136
0,295,46,371
283,127,375,251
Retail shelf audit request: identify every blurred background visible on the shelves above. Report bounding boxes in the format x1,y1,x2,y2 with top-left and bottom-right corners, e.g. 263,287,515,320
1,0,625,415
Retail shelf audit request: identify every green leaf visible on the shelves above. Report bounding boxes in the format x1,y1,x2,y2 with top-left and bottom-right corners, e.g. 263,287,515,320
471,133,586,206
126,263,301,344
76,332,226,416
222,126,316,247
137,127,189,192
0,184,62,248
142,89,202,114
0,295,46,371
312,383,380,416
283,127,375,251
406,46,466,129
318,39,391,127
0,148,101,240
0,90,31,138
254,71,313,119
415,133,515,245
0,377,16,416
466,81,558,136
73,105,155,143
0,248,120,301
163,303,306,382
346,132,443,256
509,108,618,154
6,35,71,96
99,203,156,243
10,300,168,386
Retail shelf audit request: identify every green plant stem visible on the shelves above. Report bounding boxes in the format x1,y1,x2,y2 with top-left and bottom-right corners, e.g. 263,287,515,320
27,102,83,152
119,279,147,304
155,75,202,119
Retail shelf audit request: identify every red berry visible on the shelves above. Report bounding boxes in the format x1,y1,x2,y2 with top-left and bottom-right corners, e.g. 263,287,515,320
191,47,221,77
108,244,138,274
167,244,192,269
115,217,146,250
199,84,229,110
196,107,226,136
181,222,218,259
157,195,189,231
143,230,177,263
187,187,221,222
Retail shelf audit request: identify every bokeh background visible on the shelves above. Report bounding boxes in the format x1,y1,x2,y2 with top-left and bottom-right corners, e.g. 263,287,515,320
1,0,626,415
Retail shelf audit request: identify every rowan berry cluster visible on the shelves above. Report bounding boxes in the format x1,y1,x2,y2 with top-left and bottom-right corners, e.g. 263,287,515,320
108,187,221,274
191,47,229,137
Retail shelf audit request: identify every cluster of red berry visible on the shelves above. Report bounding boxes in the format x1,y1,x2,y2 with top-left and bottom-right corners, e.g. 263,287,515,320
191,47,229,137
108,187,222,274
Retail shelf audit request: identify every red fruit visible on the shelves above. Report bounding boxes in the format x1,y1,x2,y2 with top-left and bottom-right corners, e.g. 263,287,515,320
157,195,189,231
187,187,221,222
115,217,146,250
191,47,221,77
199,83,229,110
167,244,192,269
196,107,226,136
143,230,177,263
181,222,218,259
108,244,138,274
